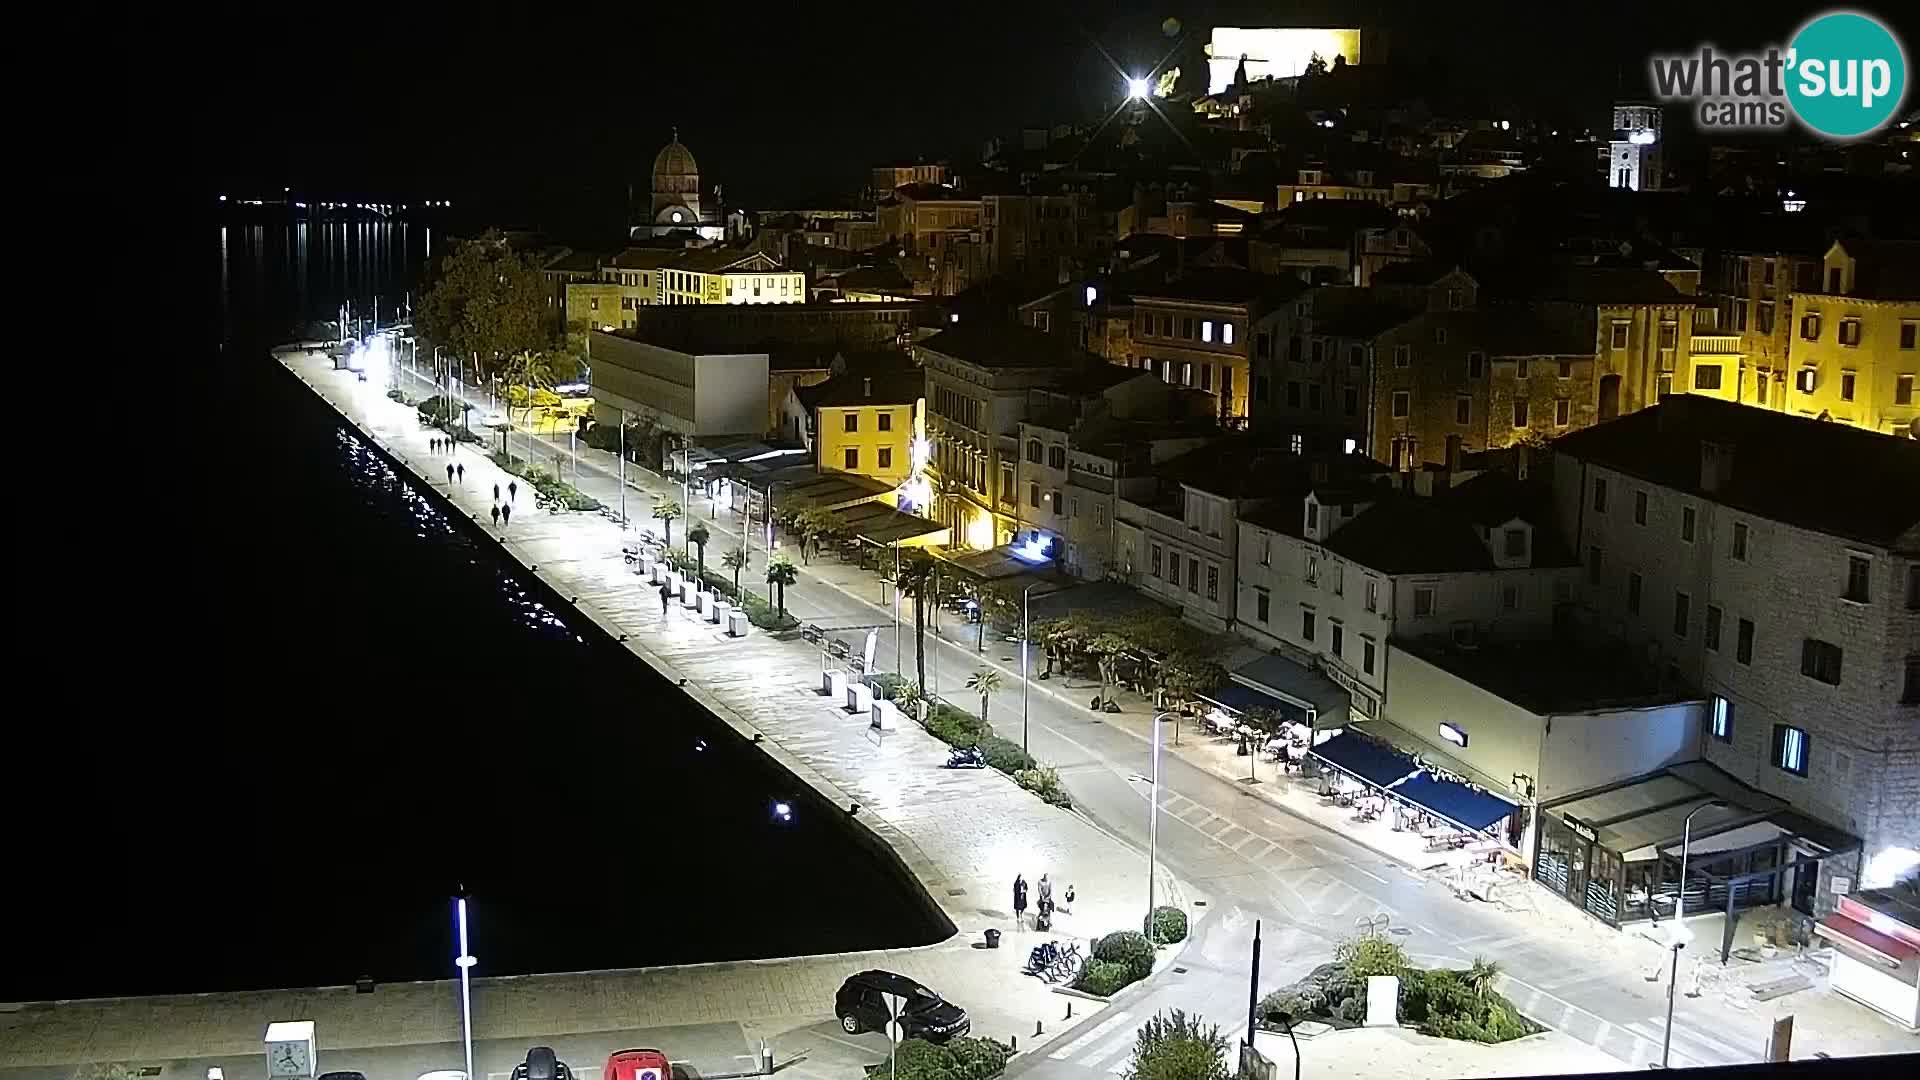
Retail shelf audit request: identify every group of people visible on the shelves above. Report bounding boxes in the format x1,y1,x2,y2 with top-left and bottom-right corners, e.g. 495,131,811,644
1012,873,1073,932
490,480,520,529
430,436,458,455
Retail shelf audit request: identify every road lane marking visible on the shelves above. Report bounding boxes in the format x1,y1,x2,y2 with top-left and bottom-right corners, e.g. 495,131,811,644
1347,863,1391,886
1229,832,1261,853
1048,1011,1133,1059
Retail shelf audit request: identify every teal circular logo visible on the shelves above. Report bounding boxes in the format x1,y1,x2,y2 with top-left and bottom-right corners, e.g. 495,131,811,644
1787,11,1907,138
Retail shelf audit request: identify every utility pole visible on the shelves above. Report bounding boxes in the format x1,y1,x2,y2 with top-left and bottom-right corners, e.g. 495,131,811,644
1247,919,1263,1043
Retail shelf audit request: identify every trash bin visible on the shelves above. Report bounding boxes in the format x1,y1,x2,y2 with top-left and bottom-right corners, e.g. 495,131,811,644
984,928,1001,949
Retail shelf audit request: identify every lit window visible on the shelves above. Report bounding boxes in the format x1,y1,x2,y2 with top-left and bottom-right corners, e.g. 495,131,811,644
1202,320,1214,343
1223,322,1235,345
1711,695,1732,742
1772,724,1809,777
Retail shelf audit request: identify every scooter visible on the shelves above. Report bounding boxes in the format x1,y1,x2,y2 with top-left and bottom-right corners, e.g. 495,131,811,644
944,745,987,769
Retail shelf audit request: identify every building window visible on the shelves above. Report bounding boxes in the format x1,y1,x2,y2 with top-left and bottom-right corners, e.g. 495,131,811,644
1898,374,1915,405
1681,506,1696,543
1711,695,1733,742
878,412,893,432
1844,554,1872,603
1732,522,1749,561
1363,639,1376,675
1627,571,1642,614
1903,656,1920,704
1348,345,1364,366
878,447,893,470
999,464,1013,501
1331,623,1344,656
1413,586,1435,617
1345,387,1359,416
1304,553,1318,584
1500,584,1519,611
1800,313,1821,340
1588,545,1603,584
1258,535,1271,566
1182,317,1196,340
1672,591,1691,637
1391,390,1410,418
1633,490,1648,525
1028,482,1040,508
1254,374,1271,403
1306,502,1320,531
1188,557,1200,592
1909,564,1919,609
1659,322,1678,350
1512,400,1529,428
1026,439,1042,463
1224,322,1236,345
1559,358,1573,378
1202,320,1214,343
1593,478,1609,512
1287,381,1302,407
844,448,860,470
1468,351,1486,378
1800,638,1843,685
1456,396,1471,424
1610,322,1629,349
1301,608,1316,642
1737,617,1755,665
1256,591,1270,623
1206,564,1219,601
1435,327,1448,345
1772,724,1810,777
1705,604,1723,651
1796,367,1817,394
1503,528,1526,557
1365,579,1379,613
1554,398,1570,426
1150,543,1162,578
1049,446,1067,469
1838,319,1861,346
1394,345,1412,368
1694,365,1722,390
1201,365,1213,392
1840,371,1857,401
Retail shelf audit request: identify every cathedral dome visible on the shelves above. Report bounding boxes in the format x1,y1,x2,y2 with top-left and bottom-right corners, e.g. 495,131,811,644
653,139,699,184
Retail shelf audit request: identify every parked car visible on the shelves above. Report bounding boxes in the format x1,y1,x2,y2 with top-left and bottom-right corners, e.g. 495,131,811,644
834,970,970,1042
605,1048,671,1080
513,1047,573,1080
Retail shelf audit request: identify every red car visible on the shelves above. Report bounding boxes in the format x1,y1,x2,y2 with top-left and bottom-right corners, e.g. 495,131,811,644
604,1049,670,1080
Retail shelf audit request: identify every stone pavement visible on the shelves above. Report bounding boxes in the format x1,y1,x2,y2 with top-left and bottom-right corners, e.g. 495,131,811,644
0,351,1200,1072
1244,1027,1626,1080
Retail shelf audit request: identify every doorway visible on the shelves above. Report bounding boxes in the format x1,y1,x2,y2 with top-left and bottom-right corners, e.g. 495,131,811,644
1599,374,1622,420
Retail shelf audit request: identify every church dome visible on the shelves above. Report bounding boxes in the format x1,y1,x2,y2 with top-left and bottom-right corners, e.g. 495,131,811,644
653,139,699,182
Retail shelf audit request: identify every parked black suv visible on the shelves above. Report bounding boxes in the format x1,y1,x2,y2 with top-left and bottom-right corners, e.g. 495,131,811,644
834,970,970,1042
513,1047,573,1080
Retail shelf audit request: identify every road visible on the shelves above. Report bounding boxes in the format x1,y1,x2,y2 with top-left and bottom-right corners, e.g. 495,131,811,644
399,368,1784,1075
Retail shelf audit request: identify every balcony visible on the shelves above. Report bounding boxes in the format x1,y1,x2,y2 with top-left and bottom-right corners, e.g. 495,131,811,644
1691,335,1743,356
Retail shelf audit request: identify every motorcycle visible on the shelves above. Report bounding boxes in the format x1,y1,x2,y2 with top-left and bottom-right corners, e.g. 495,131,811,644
944,745,987,769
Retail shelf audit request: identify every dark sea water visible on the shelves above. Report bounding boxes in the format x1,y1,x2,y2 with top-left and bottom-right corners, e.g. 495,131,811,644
0,220,943,1002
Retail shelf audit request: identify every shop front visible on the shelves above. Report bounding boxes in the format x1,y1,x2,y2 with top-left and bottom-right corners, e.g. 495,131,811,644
1535,761,1861,960
1305,730,1519,854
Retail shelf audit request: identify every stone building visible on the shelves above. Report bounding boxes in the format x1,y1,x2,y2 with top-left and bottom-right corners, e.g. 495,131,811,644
1785,238,1920,438
1125,270,1310,424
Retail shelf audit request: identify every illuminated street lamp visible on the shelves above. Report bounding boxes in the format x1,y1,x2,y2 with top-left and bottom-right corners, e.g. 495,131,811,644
1126,77,1150,100
453,895,477,1080
1147,711,1176,939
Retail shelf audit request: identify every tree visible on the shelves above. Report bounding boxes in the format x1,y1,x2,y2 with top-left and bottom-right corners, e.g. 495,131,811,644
1304,51,1328,78
966,668,1003,728
1090,632,1131,703
416,231,556,377
500,349,572,439
1161,658,1226,712
722,545,749,595
896,551,938,691
1124,1010,1227,1080
765,555,799,617
652,498,682,547
687,523,711,584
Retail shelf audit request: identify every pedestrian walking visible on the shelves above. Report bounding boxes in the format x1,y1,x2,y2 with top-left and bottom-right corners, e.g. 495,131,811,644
660,582,672,616
493,483,501,501
456,463,466,484
501,502,512,527
491,505,501,527
508,480,518,503
430,437,439,454
1037,874,1054,919
1012,874,1028,930
446,463,455,484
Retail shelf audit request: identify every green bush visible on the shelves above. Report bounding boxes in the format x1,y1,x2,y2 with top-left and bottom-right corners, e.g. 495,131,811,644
1333,995,1368,1024
1074,959,1135,997
1334,935,1409,978
1014,765,1072,807
1146,905,1188,944
1093,930,1156,983
1257,987,1324,1024
1127,1010,1229,1080
738,590,799,631
925,702,992,747
417,395,470,425
980,735,1035,774
866,1037,1011,1080
869,672,906,700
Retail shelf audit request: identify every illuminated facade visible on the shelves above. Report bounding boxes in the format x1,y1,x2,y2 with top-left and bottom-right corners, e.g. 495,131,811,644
1784,239,1920,438
642,134,724,241
1206,27,1363,94
658,250,807,306
1606,103,1663,192
797,370,926,490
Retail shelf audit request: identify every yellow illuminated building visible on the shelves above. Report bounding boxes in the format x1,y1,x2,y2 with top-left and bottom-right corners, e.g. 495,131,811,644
659,249,807,305
800,370,927,489
1785,239,1920,437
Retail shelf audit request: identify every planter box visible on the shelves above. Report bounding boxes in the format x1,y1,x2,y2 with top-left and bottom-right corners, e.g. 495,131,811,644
871,700,900,731
847,682,873,714
826,670,849,700
680,580,696,606
649,564,665,585
708,601,727,625
727,610,748,637
665,571,681,592
695,591,712,615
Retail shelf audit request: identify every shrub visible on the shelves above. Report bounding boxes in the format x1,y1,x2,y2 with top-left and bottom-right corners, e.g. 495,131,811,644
738,590,799,631
1014,765,1072,807
925,702,992,747
1334,935,1409,979
869,672,906,700
1146,905,1189,944
1127,1010,1228,1080
980,735,1034,774
1333,995,1368,1024
1074,959,1134,997
1093,930,1156,983
1257,987,1324,1025
867,1037,1011,1080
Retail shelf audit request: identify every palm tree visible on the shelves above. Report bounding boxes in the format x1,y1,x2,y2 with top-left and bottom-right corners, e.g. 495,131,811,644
966,668,1004,728
687,523,711,586
1466,957,1501,999
651,498,682,547
895,551,937,691
722,545,749,596
765,555,798,618
1090,632,1131,706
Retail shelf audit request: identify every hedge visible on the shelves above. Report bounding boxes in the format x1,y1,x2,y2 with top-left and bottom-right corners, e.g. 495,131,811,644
1146,905,1188,944
865,1037,1012,1080
1074,960,1134,997
1094,930,1156,982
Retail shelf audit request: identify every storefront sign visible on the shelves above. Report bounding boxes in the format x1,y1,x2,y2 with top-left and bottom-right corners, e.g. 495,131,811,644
1438,722,1469,748
1830,876,1850,895
1563,815,1597,843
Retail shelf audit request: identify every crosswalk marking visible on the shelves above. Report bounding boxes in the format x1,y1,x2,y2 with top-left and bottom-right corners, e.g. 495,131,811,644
1048,1010,1133,1060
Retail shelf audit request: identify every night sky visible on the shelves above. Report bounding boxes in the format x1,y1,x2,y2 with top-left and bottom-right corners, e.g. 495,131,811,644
168,0,1904,235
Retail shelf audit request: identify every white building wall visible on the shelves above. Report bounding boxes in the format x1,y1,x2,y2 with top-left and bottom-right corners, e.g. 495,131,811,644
1538,702,1706,802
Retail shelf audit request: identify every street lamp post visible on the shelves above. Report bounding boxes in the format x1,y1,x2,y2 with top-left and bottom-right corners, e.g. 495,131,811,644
453,895,477,1080
1147,711,1175,939
1661,799,1726,1069
1020,583,1039,757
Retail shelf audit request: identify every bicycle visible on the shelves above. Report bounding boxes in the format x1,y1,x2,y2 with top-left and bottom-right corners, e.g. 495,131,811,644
1047,941,1083,983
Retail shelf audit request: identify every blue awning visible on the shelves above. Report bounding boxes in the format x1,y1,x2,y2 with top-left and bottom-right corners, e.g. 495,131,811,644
1198,683,1308,725
1308,732,1417,790
1394,771,1517,832
1231,655,1351,721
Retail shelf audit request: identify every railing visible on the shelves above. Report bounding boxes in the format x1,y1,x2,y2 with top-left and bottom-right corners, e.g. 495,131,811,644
1691,335,1744,355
